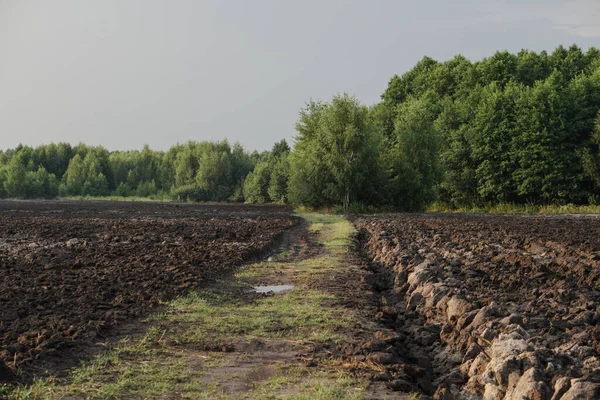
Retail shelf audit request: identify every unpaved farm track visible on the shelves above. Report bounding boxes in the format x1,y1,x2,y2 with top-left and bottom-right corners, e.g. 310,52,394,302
0,200,299,381
353,213,600,399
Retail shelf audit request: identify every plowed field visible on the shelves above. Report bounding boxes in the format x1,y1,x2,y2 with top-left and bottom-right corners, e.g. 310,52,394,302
353,213,600,399
0,200,298,379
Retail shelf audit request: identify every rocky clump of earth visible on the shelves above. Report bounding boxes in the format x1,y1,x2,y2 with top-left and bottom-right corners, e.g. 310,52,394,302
353,213,600,399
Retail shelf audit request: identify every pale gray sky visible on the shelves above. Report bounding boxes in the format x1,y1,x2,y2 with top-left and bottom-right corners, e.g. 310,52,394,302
0,0,599,152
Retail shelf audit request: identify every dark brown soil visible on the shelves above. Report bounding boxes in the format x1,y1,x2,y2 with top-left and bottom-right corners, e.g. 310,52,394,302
352,213,600,399
0,200,299,381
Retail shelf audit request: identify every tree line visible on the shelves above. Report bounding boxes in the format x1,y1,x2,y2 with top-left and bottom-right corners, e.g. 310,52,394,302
1,45,599,210
0,141,268,202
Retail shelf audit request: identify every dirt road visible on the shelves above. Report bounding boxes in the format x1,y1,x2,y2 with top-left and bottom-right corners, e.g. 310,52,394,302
2,207,414,399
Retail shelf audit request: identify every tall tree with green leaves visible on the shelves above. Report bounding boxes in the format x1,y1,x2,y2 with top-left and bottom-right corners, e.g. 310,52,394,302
243,161,272,204
288,100,330,208
62,154,86,195
196,150,231,200
289,94,381,209
229,142,255,201
0,166,7,198
4,155,27,198
26,166,59,198
384,96,442,210
582,111,600,195
174,145,197,189
267,156,290,204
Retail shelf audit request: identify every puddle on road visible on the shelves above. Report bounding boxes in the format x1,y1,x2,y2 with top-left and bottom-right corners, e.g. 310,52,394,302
252,285,294,293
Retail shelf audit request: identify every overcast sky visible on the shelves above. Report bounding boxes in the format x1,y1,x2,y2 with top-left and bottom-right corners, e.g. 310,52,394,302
1,0,599,152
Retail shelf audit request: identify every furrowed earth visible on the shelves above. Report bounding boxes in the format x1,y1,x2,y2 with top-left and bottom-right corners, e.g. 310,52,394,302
353,213,600,399
2,202,600,399
0,201,298,381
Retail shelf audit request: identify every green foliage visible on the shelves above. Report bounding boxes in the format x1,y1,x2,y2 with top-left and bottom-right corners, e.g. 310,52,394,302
371,44,600,209
243,161,272,204
82,172,109,197
195,150,231,201
242,139,291,204
0,154,60,199
267,157,290,204
64,154,86,195
26,166,59,199
109,144,163,196
476,50,518,87
82,152,110,196
0,167,6,198
384,96,442,211
229,142,255,201
135,180,158,197
288,101,331,208
582,111,600,189
115,182,131,197
470,81,521,202
4,155,27,198
289,95,383,210
0,140,255,202
62,153,109,196
171,184,211,202
270,139,291,159
167,140,254,202
174,145,197,188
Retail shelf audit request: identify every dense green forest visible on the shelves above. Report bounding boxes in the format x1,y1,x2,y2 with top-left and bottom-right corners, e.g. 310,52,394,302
1,45,600,210
0,140,272,202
